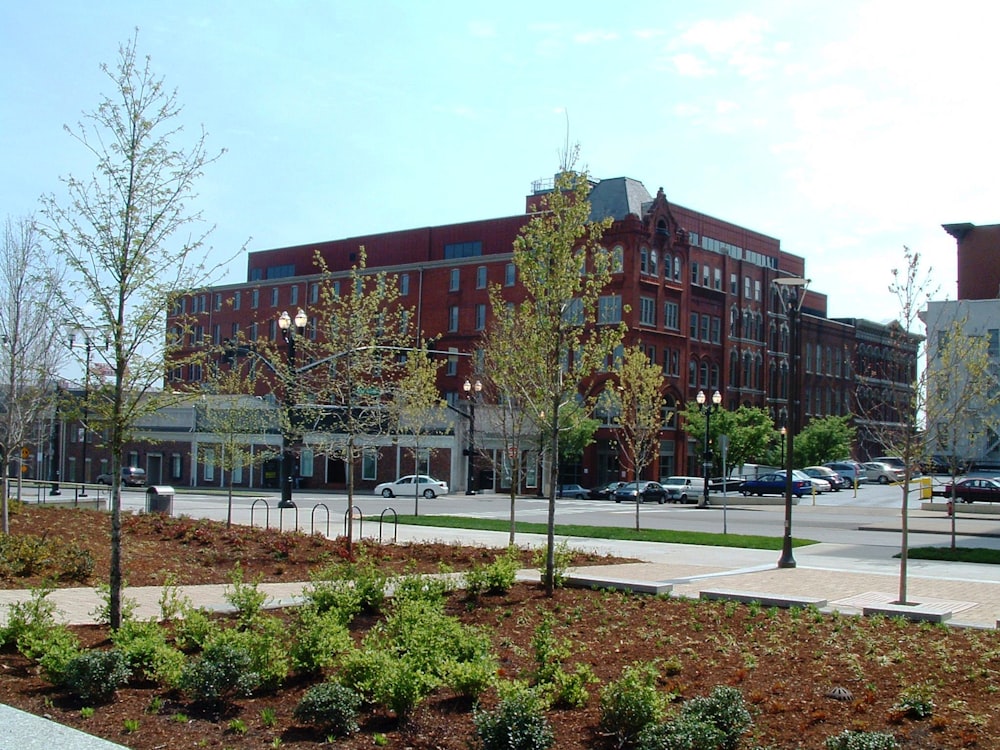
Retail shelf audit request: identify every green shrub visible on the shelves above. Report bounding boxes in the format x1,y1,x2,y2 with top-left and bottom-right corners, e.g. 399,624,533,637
390,570,455,605
527,611,594,707
1,587,58,650
110,618,185,685
0,533,89,580
532,539,574,588
62,649,131,703
825,730,900,750
289,605,353,675
894,682,935,719
178,641,258,704
474,681,554,750
679,686,751,750
224,563,268,628
440,653,499,700
171,605,219,652
293,682,362,736
17,625,82,685
338,645,394,700
637,714,727,750
89,582,138,626
207,618,290,690
466,545,521,597
308,554,387,616
599,662,668,749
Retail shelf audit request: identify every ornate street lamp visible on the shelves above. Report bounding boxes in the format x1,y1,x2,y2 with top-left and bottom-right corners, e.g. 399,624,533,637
779,425,787,467
68,327,107,495
463,378,482,495
773,276,810,569
277,308,308,509
695,389,722,509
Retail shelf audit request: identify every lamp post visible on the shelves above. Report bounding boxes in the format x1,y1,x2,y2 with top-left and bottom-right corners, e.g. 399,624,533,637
779,426,787,468
773,276,810,569
695,389,722,509
277,308,308,509
463,378,482,495
68,328,105,495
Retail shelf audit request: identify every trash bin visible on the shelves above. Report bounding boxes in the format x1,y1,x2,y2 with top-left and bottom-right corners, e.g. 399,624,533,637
146,485,175,514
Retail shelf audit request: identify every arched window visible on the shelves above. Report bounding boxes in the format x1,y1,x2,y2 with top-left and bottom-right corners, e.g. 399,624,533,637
711,363,720,390
689,358,698,388
699,361,709,388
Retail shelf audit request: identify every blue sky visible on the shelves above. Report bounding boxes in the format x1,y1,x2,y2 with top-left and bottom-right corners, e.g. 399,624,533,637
4,1,999,324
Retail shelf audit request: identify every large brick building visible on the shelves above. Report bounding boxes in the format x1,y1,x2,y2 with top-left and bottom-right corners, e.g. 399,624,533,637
141,174,916,493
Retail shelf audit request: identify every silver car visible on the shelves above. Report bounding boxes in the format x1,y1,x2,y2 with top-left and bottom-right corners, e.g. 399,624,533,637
862,461,905,485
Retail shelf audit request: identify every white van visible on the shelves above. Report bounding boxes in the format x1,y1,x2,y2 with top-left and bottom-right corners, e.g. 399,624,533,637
660,476,706,504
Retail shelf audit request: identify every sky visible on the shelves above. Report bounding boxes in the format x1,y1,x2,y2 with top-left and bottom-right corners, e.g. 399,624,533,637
4,1,1000,325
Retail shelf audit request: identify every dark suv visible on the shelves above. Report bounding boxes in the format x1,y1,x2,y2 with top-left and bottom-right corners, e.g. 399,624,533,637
96,467,147,487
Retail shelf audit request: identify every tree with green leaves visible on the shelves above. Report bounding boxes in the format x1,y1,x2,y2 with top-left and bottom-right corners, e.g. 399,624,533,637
38,34,234,628
678,402,775,480
0,215,64,533
389,343,445,516
603,345,664,530
198,362,279,527
794,415,855,468
501,156,622,594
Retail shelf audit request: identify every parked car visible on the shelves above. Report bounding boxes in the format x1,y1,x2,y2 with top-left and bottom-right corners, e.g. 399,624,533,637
940,478,1000,503
793,469,831,493
373,475,449,498
802,466,847,491
96,467,147,487
874,456,919,476
660,476,706,504
862,461,905,484
614,481,668,504
737,472,810,498
824,461,866,486
557,484,590,499
589,481,626,500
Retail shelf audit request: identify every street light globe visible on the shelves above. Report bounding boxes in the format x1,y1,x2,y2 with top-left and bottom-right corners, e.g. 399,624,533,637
712,390,722,406
277,310,291,330
696,390,706,406
294,308,308,328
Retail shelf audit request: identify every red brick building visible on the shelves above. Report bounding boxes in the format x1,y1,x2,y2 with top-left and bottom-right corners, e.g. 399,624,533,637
150,175,911,492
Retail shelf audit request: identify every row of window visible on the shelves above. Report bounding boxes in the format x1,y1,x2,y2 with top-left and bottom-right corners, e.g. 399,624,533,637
805,342,852,379
448,263,518,292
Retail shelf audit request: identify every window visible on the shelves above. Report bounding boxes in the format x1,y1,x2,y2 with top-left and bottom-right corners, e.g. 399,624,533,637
212,324,221,346
214,293,222,311
714,268,722,290
446,348,458,376
702,265,710,287
399,273,410,295
449,268,460,292
249,322,258,340
730,273,737,295
171,454,182,481
598,295,622,324
710,316,721,344
290,285,298,305
754,279,761,301
251,289,259,309
664,301,679,330
690,312,699,338
362,449,377,481
476,266,487,289
700,314,710,342
475,303,486,330
444,240,482,259
233,291,241,310
673,256,681,281
270,287,279,306
700,361,709,388
639,296,656,326
505,263,516,286
448,306,459,332
611,245,624,273
689,358,697,387
649,249,658,276
744,277,751,298
640,247,649,275
309,283,319,303
204,449,215,482
691,261,699,285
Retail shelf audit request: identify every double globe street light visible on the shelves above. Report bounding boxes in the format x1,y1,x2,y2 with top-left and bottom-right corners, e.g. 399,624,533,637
277,308,308,509
695,389,722,509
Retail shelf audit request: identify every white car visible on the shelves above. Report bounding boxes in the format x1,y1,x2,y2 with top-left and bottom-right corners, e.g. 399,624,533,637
374,475,449,499
777,469,831,493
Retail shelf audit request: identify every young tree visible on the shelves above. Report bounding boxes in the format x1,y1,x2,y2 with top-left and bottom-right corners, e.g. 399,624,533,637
794,415,855,468
293,249,413,555
198,361,279,527
0,215,64,532
389,343,445,516
38,34,233,628
604,345,664,530
506,159,622,594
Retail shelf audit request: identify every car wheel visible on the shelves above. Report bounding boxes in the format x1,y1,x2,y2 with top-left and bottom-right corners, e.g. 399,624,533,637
879,475,889,484
382,488,394,498
423,489,436,499
741,490,750,497
615,498,621,503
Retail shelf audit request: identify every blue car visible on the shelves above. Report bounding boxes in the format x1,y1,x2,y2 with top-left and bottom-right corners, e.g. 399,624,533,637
737,472,810,498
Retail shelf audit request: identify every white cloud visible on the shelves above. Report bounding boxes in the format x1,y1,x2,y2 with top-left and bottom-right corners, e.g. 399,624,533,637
672,53,712,77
